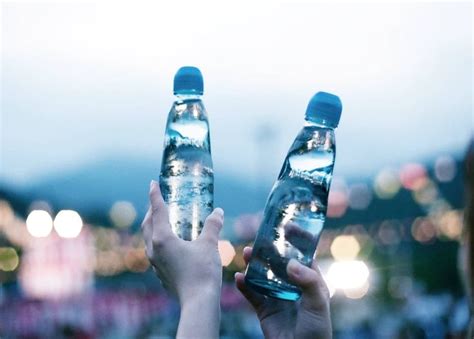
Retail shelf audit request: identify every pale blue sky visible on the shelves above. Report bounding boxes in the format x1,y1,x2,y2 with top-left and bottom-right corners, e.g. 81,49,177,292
1,2,472,185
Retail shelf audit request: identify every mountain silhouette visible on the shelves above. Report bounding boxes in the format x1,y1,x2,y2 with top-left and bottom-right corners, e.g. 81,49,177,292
1,155,464,231
24,156,271,221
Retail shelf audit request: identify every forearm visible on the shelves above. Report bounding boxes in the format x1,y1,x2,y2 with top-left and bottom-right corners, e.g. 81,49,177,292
177,292,221,339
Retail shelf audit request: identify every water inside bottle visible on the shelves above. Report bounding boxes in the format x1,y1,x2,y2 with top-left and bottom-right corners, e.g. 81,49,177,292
160,99,213,240
245,126,335,300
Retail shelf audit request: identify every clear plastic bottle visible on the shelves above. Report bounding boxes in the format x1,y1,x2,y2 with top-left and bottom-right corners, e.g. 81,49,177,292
159,66,213,240
245,91,342,300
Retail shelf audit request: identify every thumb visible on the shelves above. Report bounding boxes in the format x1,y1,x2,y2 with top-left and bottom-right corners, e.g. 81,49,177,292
199,208,224,243
149,180,172,237
287,259,330,312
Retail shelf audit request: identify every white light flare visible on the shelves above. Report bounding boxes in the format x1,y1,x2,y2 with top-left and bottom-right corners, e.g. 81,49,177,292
54,210,83,238
325,260,370,297
26,210,53,238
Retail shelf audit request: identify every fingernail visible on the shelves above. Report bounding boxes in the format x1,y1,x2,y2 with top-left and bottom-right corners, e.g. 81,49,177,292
287,259,301,277
150,180,157,191
214,208,224,218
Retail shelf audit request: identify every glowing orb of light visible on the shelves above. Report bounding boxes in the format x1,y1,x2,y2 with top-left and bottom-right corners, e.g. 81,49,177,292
54,210,83,238
26,210,53,238
330,235,361,260
218,240,236,267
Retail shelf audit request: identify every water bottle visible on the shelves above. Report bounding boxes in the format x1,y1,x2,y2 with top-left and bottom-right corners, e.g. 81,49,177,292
245,91,342,300
159,66,213,240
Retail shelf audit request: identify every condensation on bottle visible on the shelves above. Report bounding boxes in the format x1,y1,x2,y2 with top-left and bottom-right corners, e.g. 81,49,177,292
245,91,342,301
159,66,213,241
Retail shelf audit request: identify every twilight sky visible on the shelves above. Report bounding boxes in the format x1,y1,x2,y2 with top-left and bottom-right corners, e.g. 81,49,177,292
1,2,472,185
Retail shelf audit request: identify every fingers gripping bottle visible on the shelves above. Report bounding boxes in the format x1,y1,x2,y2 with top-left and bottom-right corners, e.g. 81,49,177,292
245,92,342,300
159,66,214,240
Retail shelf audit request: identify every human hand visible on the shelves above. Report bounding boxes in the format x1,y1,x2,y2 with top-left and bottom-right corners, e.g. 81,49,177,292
235,247,332,339
142,180,224,338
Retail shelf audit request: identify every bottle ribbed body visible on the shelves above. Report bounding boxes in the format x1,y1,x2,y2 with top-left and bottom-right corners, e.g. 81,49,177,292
159,97,213,240
245,123,336,300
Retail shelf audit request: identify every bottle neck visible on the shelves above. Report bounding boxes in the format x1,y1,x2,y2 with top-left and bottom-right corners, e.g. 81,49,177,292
175,94,202,102
304,117,336,129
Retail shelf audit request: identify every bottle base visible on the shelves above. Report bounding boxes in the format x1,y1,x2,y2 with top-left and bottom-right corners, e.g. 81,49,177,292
245,276,301,301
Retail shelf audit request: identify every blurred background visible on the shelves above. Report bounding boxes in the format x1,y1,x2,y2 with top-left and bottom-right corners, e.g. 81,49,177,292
1,2,472,338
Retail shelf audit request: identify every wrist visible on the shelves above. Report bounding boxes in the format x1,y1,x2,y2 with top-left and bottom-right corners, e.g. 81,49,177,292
179,284,221,309
178,287,221,339
177,290,221,339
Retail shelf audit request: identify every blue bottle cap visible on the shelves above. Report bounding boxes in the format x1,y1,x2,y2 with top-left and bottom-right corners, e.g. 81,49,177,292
173,66,204,95
305,91,342,128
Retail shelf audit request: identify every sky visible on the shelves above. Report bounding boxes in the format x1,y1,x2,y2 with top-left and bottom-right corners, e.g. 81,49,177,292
1,2,472,186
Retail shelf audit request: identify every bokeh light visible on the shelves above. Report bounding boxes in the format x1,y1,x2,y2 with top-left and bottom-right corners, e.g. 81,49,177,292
322,274,336,298
316,230,335,256
326,260,370,292
232,246,246,269
434,155,457,182
94,228,120,254
95,250,124,276
344,224,373,252
344,281,370,299
327,178,349,218
54,210,83,238
124,248,149,272
377,220,401,246
411,218,436,243
0,247,20,271
437,210,463,240
427,199,452,218
399,163,427,191
412,179,438,205
19,230,94,299
373,168,401,199
348,183,373,210
327,191,348,218
218,240,236,267
330,235,361,260
0,201,15,231
109,201,137,228
26,210,53,238
233,213,261,241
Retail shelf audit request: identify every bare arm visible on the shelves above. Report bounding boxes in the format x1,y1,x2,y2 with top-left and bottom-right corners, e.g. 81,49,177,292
143,181,224,339
177,289,220,338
